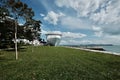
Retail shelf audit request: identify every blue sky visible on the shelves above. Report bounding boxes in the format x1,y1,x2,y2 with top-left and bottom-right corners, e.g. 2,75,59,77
21,0,120,45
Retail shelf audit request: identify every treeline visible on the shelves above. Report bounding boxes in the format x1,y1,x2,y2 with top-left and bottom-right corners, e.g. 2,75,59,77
0,0,42,49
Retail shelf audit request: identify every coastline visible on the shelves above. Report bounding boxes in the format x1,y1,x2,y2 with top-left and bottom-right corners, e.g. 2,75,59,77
65,46,120,56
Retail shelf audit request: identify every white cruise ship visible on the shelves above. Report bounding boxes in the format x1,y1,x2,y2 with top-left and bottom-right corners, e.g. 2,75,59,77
46,33,62,46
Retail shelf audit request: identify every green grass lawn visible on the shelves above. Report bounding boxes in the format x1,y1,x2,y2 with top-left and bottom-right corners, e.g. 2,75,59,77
0,46,120,80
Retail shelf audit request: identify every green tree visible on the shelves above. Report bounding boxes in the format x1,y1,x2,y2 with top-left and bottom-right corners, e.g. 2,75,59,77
24,19,42,41
7,0,29,59
0,8,25,49
0,7,14,48
0,0,42,59
24,19,42,52
0,18,14,48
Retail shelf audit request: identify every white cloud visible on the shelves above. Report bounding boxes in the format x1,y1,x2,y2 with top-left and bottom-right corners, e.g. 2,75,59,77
92,26,101,31
41,30,87,44
61,16,91,30
39,0,52,11
94,31,103,37
60,39,81,45
43,11,65,25
104,35,120,44
41,29,120,45
60,34,120,45
41,0,120,45
93,35,120,45
40,13,45,17
90,1,120,24
47,31,62,35
102,25,120,35
60,39,93,45
55,0,106,17
55,0,120,24
55,0,120,37
62,32,86,39
58,31,87,45
41,29,47,34
42,30,86,39
43,11,92,30
92,24,120,37
92,26,103,37
60,35,120,45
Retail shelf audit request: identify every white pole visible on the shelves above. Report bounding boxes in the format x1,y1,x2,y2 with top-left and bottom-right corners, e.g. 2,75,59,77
15,18,18,60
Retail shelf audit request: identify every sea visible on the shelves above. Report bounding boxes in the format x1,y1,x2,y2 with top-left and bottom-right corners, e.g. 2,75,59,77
63,45,120,54
102,45,120,54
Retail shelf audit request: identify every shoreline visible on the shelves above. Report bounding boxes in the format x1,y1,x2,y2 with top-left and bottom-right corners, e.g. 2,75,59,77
65,46,120,56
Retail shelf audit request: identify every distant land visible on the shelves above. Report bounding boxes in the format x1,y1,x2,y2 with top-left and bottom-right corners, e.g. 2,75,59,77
61,44,113,47
61,44,113,51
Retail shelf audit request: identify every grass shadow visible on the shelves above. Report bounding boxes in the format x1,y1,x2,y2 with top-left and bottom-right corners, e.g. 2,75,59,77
4,47,27,52
0,56,15,61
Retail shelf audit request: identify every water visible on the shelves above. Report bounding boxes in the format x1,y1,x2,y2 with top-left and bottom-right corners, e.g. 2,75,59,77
63,45,120,54
102,45,120,53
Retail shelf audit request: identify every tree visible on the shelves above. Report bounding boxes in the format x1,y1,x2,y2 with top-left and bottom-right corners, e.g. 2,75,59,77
7,0,28,60
24,19,42,41
1,0,42,41
0,8,25,49
0,7,14,48
24,19,42,52
0,7,9,19
0,19,14,48
0,0,42,60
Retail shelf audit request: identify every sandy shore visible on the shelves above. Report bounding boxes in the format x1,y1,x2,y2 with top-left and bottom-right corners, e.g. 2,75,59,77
65,47,120,56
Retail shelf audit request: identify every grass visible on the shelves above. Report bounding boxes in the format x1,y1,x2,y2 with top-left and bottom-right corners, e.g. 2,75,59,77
0,46,120,80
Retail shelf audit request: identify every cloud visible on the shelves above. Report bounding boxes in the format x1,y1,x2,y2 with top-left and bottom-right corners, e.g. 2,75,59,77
55,0,120,37
92,26,103,37
92,24,120,37
41,29,120,45
41,29,47,34
56,31,87,45
60,39,93,45
40,13,45,17
92,26,101,31
55,0,103,17
62,32,87,39
61,16,91,30
55,0,120,24
43,11,65,25
102,25,120,35
90,1,120,24
92,35,120,45
60,35,120,45
41,29,87,44
42,30,86,39
104,35,120,44
60,34,120,45
41,0,120,45
60,39,81,45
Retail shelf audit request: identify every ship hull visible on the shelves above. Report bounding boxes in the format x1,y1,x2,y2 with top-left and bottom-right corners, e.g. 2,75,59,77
46,33,62,46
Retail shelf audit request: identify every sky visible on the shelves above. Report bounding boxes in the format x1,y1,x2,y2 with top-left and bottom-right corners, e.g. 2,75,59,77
21,0,120,45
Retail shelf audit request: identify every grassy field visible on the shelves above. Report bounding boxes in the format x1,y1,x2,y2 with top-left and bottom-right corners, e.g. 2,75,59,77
0,46,120,80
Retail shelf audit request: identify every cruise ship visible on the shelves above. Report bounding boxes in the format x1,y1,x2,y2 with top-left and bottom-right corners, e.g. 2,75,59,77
46,33,62,46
